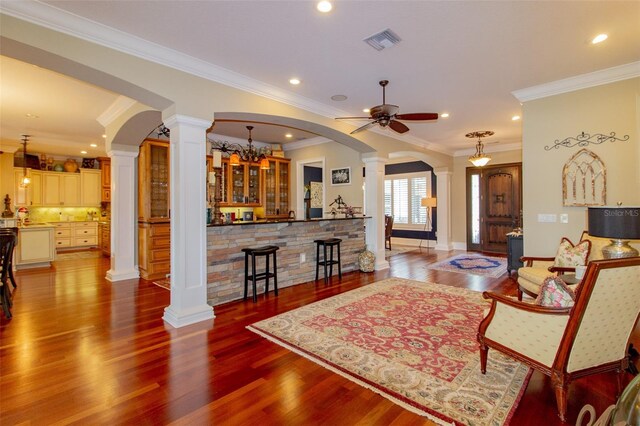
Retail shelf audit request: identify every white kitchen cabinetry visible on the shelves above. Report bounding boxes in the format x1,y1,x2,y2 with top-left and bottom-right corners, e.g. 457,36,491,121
53,221,98,249
15,226,56,269
13,169,33,206
80,169,101,206
43,172,81,206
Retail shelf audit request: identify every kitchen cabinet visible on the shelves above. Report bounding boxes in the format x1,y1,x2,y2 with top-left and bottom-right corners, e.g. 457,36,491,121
97,157,111,202
15,226,56,269
218,159,261,206
138,138,170,280
41,172,80,206
53,221,98,249
80,169,101,206
13,168,36,206
263,157,290,218
30,171,43,206
98,222,110,256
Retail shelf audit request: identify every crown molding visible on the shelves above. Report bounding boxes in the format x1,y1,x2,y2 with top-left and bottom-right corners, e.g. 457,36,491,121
512,61,640,102
96,96,137,127
0,1,352,120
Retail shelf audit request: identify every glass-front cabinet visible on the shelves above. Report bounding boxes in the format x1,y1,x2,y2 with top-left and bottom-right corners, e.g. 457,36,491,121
264,157,290,218
221,159,262,206
139,139,170,220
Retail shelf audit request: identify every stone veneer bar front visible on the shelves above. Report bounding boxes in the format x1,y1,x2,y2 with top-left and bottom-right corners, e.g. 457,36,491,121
206,217,367,306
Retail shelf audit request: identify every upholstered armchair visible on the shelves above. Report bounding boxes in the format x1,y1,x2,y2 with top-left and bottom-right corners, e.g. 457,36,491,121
478,257,640,422
516,232,609,300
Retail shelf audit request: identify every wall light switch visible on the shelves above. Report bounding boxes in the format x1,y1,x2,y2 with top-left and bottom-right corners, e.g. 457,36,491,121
300,253,306,263
537,213,558,223
560,214,569,224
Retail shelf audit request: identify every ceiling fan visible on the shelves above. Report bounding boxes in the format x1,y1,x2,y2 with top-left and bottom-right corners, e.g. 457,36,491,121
336,80,438,135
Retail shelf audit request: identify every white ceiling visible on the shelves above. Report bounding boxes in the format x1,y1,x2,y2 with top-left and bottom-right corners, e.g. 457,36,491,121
1,1,639,158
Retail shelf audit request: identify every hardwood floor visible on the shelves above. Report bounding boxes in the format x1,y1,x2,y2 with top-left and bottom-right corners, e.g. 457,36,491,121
1,248,637,425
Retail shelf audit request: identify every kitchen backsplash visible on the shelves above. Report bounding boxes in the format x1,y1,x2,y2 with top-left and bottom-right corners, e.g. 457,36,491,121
28,207,101,222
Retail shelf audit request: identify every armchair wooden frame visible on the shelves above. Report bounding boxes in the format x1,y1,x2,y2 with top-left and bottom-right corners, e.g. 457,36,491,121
479,257,640,422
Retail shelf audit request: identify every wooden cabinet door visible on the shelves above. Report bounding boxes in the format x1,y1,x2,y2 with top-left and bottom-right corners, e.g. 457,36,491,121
30,171,42,206
61,174,81,206
43,173,62,206
81,170,101,206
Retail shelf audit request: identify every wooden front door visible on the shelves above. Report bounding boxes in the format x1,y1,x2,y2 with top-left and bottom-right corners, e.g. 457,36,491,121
466,163,521,253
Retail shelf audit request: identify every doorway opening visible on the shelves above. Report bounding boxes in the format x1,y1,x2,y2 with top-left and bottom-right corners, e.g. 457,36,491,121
296,158,325,220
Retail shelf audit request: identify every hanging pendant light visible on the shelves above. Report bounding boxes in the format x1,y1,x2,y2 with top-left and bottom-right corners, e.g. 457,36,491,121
259,157,270,170
20,135,32,187
466,131,494,167
229,152,240,166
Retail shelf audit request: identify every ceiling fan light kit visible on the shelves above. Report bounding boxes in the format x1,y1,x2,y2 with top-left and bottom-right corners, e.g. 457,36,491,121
336,80,438,135
466,130,494,167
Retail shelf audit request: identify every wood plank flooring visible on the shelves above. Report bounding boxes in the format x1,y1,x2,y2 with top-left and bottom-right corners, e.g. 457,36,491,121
1,248,637,425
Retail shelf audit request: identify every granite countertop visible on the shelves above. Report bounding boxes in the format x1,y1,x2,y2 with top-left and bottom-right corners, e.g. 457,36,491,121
208,216,370,227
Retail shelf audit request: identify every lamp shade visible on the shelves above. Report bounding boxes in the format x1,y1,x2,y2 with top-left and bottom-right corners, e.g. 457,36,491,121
421,197,437,208
588,207,640,239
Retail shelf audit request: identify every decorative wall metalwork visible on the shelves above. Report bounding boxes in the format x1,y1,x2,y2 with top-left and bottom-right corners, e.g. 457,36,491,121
562,149,606,207
545,131,628,151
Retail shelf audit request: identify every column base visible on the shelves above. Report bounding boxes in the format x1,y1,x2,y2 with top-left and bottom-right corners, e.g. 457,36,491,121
163,304,215,328
106,269,140,282
375,258,390,270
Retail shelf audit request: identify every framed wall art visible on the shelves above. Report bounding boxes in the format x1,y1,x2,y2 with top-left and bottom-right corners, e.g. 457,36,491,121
330,167,351,186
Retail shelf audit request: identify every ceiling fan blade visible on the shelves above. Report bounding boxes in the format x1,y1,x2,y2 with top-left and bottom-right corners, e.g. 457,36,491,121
350,121,378,135
388,120,410,134
335,116,372,120
394,113,439,121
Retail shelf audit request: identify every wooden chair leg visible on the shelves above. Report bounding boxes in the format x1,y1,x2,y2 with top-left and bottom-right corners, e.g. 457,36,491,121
480,345,488,374
552,376,569,422
517,287,523,301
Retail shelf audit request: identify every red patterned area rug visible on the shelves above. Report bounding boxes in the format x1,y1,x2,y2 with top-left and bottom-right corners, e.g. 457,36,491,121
248,278,531,425
428,254,508,278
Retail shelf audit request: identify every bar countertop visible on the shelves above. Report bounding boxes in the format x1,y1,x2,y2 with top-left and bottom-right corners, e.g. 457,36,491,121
207,216,370,227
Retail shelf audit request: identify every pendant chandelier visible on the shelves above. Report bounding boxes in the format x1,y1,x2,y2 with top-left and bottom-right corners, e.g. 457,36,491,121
20,134,32,187
466,130,493,167
210,125,270,170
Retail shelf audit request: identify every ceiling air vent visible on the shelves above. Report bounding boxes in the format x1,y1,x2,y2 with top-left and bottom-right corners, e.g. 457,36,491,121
363,28,401,51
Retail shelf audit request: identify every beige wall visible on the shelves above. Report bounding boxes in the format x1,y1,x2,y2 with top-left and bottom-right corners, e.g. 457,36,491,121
451,150,523,247
522,78,640,255
286,142,364,216
0,153,16,206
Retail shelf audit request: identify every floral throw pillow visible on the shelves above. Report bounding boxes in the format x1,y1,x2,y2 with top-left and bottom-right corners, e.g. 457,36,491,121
554,238,590,267
535,276,576,308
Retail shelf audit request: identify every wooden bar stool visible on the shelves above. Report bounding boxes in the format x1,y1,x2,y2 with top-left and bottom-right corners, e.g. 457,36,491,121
314,238,342,283
241,245,279,303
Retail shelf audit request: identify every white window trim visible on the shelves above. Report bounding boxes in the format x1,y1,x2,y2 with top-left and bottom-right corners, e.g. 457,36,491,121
384,171,433,230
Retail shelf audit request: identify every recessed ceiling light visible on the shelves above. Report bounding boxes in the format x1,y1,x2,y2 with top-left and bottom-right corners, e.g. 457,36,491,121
512,115,521,121
285,133,293,138
592,34,608,44
441,113,450,118
80,150,87,154
331,94,347,101
90,143,98,148
25,113,39,119
317,1,332,13
289,78,301,85
102,134,107,138
363,108,370,113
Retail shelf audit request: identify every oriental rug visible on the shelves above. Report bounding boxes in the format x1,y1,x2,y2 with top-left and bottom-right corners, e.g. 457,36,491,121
428,254,507,278
248,278,531,426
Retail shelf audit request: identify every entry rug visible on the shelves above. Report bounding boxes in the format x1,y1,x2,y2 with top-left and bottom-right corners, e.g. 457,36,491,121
248,278,531,426
428,254,507,278
152,278,170,290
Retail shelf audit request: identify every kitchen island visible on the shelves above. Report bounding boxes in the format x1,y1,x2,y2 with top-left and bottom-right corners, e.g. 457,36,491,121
206,216,368,305
15,223,56,269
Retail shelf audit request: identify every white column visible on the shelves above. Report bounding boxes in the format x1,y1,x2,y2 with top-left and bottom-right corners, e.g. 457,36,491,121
106,148,140,282
363,155,389,270
434,167,453,251
162,114,214,328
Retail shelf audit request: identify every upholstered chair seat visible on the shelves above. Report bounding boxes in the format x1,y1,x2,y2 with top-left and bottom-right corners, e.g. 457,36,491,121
516,233,595,300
